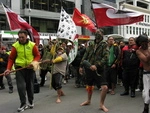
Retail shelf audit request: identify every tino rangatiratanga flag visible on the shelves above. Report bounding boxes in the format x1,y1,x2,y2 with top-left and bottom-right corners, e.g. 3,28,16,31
2,3,40,45
92,2,144,27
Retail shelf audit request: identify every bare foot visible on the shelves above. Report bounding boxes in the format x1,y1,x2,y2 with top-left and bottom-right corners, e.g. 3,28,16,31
61,91,65,96
110,91,115,95
80,101,90,106
56,98,61,103
100,105,108,112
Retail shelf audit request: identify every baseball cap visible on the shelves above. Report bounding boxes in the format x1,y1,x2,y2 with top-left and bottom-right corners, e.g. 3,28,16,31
67,42,72,46
81,44,85,47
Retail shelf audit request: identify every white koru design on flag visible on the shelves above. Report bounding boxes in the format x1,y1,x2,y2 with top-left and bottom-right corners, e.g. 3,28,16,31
18,15,27,23
57,8,77,42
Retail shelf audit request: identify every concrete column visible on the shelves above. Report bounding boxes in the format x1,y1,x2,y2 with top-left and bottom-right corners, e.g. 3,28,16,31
133,0,137,6
11,0,20,14
74,0,82,35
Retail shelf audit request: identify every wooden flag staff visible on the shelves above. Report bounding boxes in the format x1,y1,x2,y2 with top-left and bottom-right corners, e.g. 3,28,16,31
0,60,51,76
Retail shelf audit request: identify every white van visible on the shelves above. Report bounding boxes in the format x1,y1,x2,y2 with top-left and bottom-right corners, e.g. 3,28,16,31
0,30,58,49
0,31,18,50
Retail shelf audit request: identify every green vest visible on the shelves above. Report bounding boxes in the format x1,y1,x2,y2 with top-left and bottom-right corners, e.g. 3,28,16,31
40,45,52,70
13,41,35,67
108,45,115,66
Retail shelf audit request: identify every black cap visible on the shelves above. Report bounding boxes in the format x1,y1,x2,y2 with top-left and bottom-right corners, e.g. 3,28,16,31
96,28,104,35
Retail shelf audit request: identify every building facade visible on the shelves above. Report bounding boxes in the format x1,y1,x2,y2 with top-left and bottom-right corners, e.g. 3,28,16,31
116,0,150,41
1,0,149,42
0,0,82,35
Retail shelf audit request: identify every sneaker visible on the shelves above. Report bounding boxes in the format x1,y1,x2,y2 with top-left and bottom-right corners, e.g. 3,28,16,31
17,104,28,112
75,84,80,88
45,77,47,81
9,88,13,93
99,88,102,91
135,88,140,92
40,82,44,87
28,101,34,109
120,82,123,87
0,86,5,90
63,80,67,84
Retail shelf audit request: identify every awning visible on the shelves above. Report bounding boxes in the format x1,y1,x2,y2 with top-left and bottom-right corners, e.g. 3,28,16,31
78,35,90,40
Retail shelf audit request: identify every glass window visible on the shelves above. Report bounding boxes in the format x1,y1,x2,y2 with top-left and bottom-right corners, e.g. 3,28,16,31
49,0,61,12
136,27,138,35
148,29,150,36
145,15,146,22
1,0,11,7
29,17,59,32
142,28,144,34
130,26,132,34
126,26,128,34
62,1,75,14
105,0,116,3
133,27,135,35
137,1,148,9
127,1,133,5
139,28,141,35
22,0,75,14
145,28,147,34
0,14,9,30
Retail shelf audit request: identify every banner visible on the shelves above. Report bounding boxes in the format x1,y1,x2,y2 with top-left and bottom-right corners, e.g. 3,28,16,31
72,8,96,32
2,3,40,45
57,8,78,64
92,2,144,27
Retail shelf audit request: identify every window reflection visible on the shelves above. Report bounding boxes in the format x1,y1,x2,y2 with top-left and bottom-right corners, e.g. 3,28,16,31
23,0,75,14
136,27,138,35
126,26,128,34
0,14,9,30
26,17,59,33
133,27,135,35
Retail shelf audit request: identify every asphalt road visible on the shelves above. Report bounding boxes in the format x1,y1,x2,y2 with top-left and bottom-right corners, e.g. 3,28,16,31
0,73,145,113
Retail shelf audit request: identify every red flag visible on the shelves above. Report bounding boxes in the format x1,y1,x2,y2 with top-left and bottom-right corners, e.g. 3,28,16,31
92,2,144,27
72,8,96,32
2,4,40,45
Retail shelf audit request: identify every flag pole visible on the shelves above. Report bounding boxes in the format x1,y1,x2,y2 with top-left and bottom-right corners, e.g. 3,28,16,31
0,34,1,49
60,0,62,7
89,0,98,29
1,3,11,30
28,0,31,25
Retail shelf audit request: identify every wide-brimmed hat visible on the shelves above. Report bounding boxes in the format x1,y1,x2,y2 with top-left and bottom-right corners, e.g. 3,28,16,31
57,47,64,51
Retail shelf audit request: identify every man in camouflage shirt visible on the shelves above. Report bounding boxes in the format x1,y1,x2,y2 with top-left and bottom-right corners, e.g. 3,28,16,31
79,29,109,112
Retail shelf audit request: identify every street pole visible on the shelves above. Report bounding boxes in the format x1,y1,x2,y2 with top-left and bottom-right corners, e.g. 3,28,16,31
29,0,31,25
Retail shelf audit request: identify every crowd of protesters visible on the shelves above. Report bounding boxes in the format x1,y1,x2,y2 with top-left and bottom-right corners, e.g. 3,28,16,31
0,29,150,113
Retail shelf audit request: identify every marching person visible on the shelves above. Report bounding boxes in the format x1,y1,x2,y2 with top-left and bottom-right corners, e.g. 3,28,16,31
0,49,13,93
79,29,109,112
4,30,40,112
105,36,120,95
51,46,68,103
39,41,52,87
136,35,150,113
120,37,140,98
